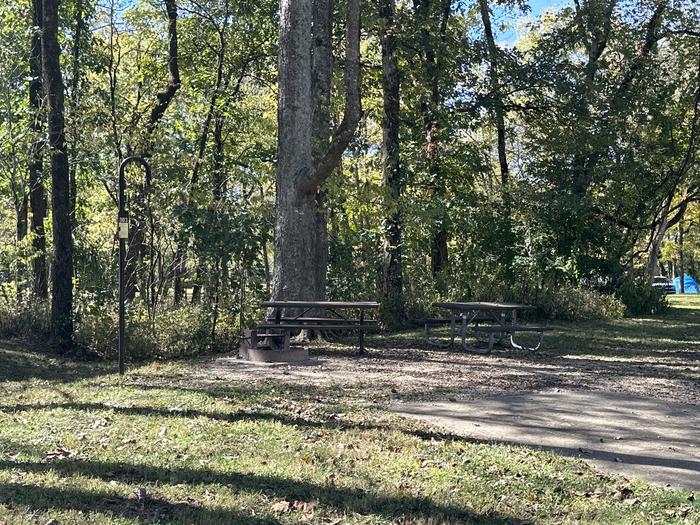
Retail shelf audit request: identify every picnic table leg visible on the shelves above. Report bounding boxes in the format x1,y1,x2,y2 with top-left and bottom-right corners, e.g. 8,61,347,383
509,308,517,349
359,309,365,353
449,315,456,349
460,314,468,350
275,307,282,324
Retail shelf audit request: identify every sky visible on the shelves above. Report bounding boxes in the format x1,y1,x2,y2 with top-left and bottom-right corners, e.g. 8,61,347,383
495,0,569,45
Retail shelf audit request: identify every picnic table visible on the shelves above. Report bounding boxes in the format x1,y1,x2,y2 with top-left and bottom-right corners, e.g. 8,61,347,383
256,300,380,353
427,302,552,353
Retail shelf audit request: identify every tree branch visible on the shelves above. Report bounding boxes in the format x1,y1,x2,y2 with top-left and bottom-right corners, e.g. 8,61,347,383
145,0,181,143
300,0,362,195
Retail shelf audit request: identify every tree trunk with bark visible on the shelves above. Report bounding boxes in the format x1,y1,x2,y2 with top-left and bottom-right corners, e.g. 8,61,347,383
414,0,450,287
43,0,74,347
29,0,48,299
679,216,685,293
126,0,180,301
272,0,361,303
380,0,404,327
478,0,514,275
15,196,28,299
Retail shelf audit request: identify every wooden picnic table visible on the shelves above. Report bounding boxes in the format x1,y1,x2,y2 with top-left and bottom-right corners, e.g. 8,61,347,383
259,300,380,353
430,302,547,353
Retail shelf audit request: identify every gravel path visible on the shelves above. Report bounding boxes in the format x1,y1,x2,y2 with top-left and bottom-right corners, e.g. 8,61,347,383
202,338,699,405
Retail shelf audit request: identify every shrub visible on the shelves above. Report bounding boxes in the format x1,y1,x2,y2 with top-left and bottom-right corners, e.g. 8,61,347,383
74,294,237,360
615,278,668,315
0,295,50,339
440,271,625,321
533,283,626,321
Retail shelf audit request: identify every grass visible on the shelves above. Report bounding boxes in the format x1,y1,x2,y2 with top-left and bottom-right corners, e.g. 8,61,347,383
0,300,698,524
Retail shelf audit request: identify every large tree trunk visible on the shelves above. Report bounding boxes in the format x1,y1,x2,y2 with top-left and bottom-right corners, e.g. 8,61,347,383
308,0,334,304
43,0,74,347
380,0,404,327
272,0,313,301
29,0,48,300
272,0,361,303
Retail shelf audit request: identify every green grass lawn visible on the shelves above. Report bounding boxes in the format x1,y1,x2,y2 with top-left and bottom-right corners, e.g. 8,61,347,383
1,301,698,524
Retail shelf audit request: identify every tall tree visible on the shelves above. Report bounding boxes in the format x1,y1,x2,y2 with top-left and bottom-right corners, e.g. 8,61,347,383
125,0,181,301
68,0,86,221
413,0,451,288
380,0,404,327
29,0,48,299
272,0,361,302
478,0,514,275
43,0,73,346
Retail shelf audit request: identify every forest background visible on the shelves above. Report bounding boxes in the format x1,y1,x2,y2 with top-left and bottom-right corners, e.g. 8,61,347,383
1,0,699,357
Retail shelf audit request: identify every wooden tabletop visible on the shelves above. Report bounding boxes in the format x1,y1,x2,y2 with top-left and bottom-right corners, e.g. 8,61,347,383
261,300,380,309
433,301,534,311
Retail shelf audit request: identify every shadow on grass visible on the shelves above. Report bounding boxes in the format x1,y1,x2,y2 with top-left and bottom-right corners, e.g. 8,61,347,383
7,398,699,475
0,400,488,447
0,341,110,383
0,459,513,524
0,482,281,524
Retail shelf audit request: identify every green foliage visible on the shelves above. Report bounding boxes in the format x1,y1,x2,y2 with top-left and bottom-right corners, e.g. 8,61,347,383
616,277,669,316
0,295,49,339
532,284,627,321
1,0,699,354
74,298,238,360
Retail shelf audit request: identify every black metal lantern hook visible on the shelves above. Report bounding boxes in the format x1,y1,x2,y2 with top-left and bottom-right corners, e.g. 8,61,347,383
117,156,152,376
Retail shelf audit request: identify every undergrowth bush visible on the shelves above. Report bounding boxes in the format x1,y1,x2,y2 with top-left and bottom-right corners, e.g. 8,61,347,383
531,283,626,320
73,295,237,360
429,272,626,321
0,295,49,339
615,277,668,315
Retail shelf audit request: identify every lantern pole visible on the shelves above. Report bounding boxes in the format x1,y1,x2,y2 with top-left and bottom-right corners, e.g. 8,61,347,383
117,157,151,375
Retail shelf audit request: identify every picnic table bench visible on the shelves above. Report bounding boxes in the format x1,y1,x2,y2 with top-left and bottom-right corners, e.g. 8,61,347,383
251,300,380,353
426,302,552,353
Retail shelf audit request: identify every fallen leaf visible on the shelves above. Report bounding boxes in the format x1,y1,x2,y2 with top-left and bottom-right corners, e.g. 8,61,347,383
613,487,633,500
92,418,110,429
271,500,291,513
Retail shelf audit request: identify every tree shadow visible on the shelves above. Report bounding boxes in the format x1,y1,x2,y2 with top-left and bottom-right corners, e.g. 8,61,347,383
0,341,111,383
0,400,489,447
0,482,281,524
0,459,514,524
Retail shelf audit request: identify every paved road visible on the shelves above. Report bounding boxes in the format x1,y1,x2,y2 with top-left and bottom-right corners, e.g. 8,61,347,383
392,390,700,491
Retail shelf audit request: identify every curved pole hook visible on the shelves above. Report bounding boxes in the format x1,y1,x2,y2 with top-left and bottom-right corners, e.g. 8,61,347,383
118,156,152,217
117,156,152,376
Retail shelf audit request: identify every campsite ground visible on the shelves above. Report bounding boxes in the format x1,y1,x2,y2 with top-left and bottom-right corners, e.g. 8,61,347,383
0,297,698,524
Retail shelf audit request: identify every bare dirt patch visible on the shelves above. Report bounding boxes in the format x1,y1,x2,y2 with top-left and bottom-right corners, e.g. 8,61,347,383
200,333,699,405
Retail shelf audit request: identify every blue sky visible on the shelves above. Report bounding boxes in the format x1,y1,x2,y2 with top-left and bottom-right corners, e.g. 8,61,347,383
495,0,569,45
